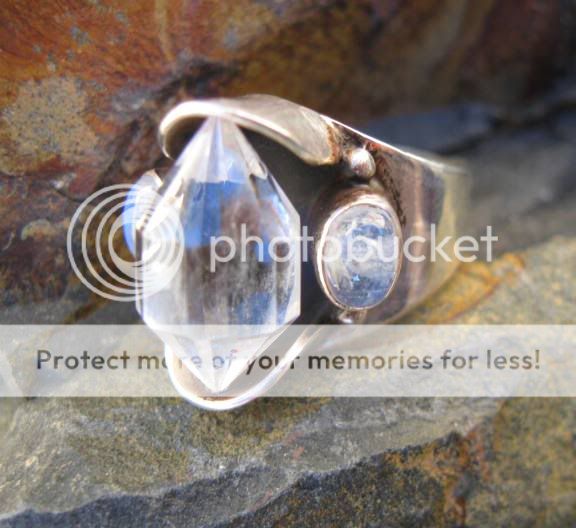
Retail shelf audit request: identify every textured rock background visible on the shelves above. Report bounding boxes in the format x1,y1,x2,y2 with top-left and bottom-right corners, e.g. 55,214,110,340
0,1,575,526
1,0,575,319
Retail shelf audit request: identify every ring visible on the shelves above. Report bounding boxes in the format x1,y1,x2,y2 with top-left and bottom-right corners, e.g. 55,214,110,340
124,94,471,410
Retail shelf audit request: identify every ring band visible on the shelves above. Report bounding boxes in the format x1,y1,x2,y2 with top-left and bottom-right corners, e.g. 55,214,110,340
127,94,471,409
159,94,470,322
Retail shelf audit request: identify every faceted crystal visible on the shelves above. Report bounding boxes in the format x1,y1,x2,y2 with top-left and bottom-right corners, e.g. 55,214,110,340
134,118,300,392
321,204,399,309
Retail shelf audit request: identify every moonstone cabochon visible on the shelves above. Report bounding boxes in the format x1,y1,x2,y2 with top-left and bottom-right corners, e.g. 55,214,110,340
319,202,401,310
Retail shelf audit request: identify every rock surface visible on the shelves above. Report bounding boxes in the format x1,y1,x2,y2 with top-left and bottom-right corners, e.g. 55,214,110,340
1,235,575,526
1,1,576,526
1,0,576,318
2,185,576,526
2,397,574,527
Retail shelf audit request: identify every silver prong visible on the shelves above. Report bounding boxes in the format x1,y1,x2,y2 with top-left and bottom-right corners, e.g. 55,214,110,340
337,309,368,324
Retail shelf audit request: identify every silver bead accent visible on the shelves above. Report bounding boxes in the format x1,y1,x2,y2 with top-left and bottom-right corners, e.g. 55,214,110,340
347,148,376,179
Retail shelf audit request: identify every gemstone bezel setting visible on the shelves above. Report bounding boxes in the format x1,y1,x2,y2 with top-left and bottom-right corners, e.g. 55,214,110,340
313,188,403,313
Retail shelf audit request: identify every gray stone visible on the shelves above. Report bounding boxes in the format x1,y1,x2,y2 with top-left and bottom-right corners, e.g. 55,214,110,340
1,234,575,526
362,103,499,154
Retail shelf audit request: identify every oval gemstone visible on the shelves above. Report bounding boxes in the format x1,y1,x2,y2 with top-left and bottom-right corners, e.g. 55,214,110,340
320,203,400,309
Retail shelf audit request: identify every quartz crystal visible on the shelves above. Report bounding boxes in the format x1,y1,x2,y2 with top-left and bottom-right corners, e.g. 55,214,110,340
132,118,301,392
122,171,161,255
321,204,399,309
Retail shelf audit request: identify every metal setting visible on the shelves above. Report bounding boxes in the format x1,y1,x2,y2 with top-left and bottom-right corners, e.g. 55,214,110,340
144,94,471,409
158,94,470,321
164,326,321,411
159,95,340,165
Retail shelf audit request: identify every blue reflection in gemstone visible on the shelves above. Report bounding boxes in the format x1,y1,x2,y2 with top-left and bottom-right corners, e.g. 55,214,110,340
183,181,245,249
182,176,293,266
322,204,400,309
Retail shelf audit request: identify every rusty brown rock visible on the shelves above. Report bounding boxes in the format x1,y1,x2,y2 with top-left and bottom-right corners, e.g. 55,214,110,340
0,0,574,314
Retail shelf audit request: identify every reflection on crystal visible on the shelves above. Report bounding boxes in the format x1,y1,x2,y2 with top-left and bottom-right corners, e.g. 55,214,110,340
122,171,162,255
132,117,301,392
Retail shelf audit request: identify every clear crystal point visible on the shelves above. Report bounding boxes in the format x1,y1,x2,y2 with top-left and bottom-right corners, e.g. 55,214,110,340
137,117,301,392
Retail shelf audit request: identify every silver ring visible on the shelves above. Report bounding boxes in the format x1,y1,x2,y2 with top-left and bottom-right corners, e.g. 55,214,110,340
126,94,471,410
